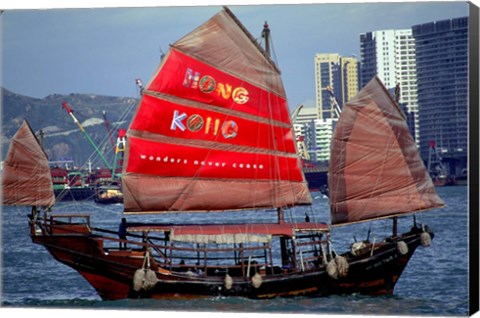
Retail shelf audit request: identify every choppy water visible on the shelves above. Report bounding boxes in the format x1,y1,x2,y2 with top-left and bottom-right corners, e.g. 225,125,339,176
0,186,471,316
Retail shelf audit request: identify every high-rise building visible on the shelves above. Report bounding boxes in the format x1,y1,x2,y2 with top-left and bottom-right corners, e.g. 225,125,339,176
412,17,468,174
359,29,420,144
314,53,359,120
293,107,317,161
293,107,338,163
313,118,337,163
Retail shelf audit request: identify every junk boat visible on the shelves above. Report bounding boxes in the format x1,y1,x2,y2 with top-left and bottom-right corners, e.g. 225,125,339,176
1,7,444,300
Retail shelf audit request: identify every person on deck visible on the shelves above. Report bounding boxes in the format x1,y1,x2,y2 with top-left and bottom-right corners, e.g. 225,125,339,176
118,218,128,249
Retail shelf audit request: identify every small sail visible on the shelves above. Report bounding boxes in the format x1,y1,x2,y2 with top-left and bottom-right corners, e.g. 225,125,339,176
329,76,444,226
122,8,311,213
2,121,55,207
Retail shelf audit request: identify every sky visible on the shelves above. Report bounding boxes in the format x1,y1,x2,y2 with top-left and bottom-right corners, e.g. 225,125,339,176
0,0,471,111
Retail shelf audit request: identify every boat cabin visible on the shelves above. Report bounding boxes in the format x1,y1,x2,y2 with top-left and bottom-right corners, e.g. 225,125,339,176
124,222,331,278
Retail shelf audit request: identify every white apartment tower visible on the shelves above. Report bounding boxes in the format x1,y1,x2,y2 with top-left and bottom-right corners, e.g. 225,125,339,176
360,29,419,144
313,118,337,163
293,107,339,163
293,107,317,161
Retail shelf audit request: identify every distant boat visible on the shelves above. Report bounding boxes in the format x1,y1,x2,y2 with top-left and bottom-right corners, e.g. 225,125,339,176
455,168,468,186
58,102,126,203
427,140,450,186
94,183,124,204
303,163,328,194
51,167,96,201
2,7,444,300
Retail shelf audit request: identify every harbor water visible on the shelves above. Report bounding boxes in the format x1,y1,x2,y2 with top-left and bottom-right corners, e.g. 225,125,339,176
1,186,471,316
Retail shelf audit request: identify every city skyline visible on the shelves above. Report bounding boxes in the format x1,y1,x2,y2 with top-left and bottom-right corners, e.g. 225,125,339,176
1,1,469,111
413,16,469,169
294,14,469,170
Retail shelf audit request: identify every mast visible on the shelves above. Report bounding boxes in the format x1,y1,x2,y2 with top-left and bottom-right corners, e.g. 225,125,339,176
261,19,281,223
262,21,271,57
61,101,112,170
39,129,45,148
262,19,289,266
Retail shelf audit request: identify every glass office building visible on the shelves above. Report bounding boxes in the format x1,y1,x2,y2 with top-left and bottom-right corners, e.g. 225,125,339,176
412,17,468,173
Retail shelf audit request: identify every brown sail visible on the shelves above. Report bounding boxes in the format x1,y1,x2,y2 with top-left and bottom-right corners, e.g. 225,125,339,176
2,120,55,207
329,76,444,226
122,8,311,213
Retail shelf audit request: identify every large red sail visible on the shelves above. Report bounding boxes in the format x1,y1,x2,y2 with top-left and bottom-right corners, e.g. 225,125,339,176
2,121,55,207
122,8,311,213
329,77,444,226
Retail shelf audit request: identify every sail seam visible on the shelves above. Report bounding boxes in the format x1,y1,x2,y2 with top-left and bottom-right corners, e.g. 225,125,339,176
128,130,299,158
124,173,310,184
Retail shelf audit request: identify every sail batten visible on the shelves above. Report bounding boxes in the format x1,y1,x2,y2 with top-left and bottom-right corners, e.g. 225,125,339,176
329,76,444,226
127,130,300,158
2,121,55,207
122,8,311,213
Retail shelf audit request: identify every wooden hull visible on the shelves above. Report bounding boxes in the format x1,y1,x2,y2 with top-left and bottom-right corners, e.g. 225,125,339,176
30,218,430,300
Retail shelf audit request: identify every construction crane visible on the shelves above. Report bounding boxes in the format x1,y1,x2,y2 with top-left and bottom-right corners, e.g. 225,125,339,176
102,111,115,150
61,101,112,170
324,86,342,118
111,128,127,179
290,104,304,123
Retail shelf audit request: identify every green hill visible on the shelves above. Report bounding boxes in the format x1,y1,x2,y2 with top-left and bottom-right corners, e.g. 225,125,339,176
1,87,138,168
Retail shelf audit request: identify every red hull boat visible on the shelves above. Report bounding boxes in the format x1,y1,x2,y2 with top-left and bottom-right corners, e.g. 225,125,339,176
3,7,443,301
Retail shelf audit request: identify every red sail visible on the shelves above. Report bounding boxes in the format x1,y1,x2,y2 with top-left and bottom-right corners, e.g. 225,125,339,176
328,77,444,226
122,8,311,213
2,121,55,207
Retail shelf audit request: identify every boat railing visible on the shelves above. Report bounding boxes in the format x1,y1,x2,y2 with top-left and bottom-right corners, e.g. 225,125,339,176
160,241,277,277
33,213,92,235
33,216,330,278
114,232,329,277
88,231,275,278
49,213,91,225
294,233,329,269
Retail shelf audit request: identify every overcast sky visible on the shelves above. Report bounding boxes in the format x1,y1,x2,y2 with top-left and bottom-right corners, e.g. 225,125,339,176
1,1,470,110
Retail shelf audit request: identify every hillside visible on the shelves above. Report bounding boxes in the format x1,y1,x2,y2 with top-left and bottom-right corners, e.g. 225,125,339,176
1,88,138,168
